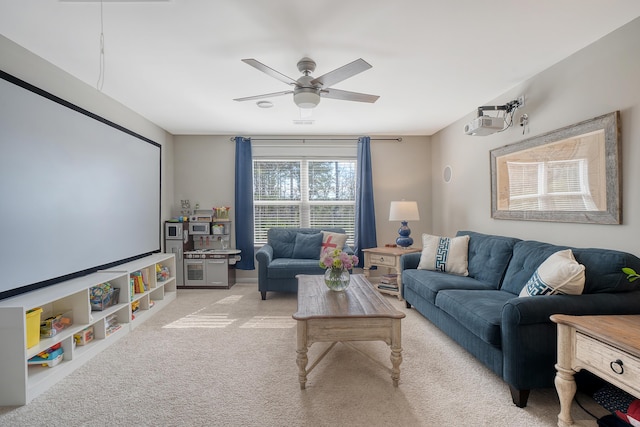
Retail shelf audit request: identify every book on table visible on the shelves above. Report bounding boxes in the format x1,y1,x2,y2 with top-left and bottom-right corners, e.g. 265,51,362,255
380,274,398,285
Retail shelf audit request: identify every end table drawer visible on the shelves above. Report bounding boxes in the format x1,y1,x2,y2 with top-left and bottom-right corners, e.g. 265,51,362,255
576,333,640,391
368,254,396,267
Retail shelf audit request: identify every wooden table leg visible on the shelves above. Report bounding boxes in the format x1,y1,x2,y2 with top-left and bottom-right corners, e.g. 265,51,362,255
555,323,577,427
390,319,402,387
296,320,308,390
363,253,371,280
395,268,404,301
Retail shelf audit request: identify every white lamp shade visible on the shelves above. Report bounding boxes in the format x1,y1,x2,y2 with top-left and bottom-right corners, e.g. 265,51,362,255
294,88,321,109
389,201,420,221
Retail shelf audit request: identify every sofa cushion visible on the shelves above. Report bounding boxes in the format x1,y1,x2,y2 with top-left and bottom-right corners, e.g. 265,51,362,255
320,231,348,256
502,240,640,295
268,228,297,259
292,232,322,259
267,227,347,259
435,289,514,346
418,234,470,276
266,258,326,279
403,269,495,305
519,249,585,297
571,248,640,294
457,231,521,287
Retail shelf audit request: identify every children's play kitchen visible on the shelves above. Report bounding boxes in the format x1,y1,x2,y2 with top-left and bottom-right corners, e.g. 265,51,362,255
165,206,241,289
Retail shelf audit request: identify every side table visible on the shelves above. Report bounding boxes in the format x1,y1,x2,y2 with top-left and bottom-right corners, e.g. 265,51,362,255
362,246,421,300
551,314,640,427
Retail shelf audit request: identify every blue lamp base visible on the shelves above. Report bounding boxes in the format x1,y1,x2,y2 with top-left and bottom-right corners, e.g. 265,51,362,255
395,221,413,248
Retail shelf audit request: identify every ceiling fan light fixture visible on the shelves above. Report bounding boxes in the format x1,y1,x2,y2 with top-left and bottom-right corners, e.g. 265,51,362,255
294,88,321,109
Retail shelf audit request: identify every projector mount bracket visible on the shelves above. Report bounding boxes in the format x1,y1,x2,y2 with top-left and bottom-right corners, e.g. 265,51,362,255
476,99,522,117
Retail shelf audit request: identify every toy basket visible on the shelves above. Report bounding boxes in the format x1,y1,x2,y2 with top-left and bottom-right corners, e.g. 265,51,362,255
90,287,120,311
26,308,43,349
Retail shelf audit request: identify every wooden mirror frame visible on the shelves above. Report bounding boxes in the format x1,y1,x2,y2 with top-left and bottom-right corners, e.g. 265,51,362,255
490,111,621,224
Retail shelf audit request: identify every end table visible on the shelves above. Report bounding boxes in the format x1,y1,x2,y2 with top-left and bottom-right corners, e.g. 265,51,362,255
362,246,421,300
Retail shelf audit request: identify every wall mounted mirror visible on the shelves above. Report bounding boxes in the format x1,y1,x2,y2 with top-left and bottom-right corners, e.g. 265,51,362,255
490,111,621,224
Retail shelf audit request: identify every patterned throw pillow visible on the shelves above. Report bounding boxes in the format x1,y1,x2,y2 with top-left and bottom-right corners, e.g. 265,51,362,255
417,234,470,276
519,249,585,297
319,231,348,256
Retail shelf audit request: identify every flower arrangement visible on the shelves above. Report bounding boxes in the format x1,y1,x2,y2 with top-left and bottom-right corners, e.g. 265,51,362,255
320,248,359,271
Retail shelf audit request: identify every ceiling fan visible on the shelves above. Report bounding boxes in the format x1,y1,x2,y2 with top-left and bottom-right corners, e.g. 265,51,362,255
233,57,379,109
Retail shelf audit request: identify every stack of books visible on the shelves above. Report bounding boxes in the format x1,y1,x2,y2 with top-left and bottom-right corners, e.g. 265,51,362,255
377,274,399,291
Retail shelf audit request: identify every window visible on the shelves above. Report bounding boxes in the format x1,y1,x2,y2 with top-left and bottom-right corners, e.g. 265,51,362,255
253,158,356,245
506,159,597,211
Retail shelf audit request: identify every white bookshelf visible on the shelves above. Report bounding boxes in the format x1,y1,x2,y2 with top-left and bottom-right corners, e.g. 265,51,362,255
0,253,176,406
101,253,177,330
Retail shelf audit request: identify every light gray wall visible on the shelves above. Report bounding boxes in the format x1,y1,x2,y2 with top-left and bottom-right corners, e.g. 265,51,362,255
0,34,176,238
173,135,430,279
8,13,638,273
430,17,640,255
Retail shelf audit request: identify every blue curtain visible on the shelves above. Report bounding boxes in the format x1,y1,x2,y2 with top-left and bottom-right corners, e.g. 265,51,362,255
234,136,255,270
354,136,377,267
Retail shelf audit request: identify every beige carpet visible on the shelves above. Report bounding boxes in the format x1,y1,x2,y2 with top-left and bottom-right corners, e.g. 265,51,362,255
0,283,607,426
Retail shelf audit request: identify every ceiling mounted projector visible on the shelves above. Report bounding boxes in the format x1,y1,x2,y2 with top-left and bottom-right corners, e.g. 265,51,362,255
464,116,506,136
463,97,524,136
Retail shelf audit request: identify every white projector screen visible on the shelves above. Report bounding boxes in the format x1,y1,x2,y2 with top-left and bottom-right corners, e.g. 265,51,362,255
0,71,161,300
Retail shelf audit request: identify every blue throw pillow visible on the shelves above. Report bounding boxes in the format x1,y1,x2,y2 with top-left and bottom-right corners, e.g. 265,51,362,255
292,232,323,259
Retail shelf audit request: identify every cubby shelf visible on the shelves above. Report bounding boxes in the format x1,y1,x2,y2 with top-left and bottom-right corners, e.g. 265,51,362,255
0,253,176,406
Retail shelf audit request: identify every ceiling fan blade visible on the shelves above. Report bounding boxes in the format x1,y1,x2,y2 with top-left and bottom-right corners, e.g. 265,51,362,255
321,88,379,103
241,59,298,86
310,58,372,88
233,90,293,102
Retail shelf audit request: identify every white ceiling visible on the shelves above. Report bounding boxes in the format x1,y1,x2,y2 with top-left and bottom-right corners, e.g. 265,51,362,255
2,1,640,136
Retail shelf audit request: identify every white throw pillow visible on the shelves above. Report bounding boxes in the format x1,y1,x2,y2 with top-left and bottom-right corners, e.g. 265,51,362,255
417,234,470,276
519,249,586,297
319,231,348,256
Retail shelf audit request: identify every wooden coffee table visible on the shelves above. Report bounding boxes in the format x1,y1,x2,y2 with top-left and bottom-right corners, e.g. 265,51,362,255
292,274,406,389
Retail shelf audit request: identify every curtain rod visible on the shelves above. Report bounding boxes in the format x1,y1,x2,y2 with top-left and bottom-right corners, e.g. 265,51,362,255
229,137,402,142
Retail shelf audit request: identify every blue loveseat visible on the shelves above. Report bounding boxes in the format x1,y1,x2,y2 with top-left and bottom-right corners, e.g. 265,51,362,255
255,227,352,300
401,230,640,408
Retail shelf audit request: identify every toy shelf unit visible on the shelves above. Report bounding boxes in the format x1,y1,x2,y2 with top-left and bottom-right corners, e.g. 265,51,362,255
101,253,177,330
0,270,129,406
0,253,176,406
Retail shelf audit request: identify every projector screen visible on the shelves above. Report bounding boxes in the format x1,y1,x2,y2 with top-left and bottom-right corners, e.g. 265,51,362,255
0,70,161,300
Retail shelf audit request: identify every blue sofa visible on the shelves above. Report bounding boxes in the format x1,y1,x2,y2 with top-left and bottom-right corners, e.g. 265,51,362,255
401,230,640,408
255,227,352,300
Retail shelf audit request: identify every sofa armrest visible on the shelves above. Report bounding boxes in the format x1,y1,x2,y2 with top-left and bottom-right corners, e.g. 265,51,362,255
400,252,421,271
255,244,274,293
501,290,640,391
255,244,274,265
503,291,640,326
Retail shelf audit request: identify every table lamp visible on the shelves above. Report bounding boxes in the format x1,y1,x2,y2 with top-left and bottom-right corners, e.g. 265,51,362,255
389,201,420,248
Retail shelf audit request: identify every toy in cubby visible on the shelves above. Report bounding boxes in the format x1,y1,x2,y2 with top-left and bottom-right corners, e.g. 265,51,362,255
131,300,140,320
89,282,120,311
28,343,64,368
74,326,94,346
156,263,170,282
40,312,73,338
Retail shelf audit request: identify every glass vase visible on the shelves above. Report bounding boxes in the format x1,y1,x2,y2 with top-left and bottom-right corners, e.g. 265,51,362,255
324,268,350,291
